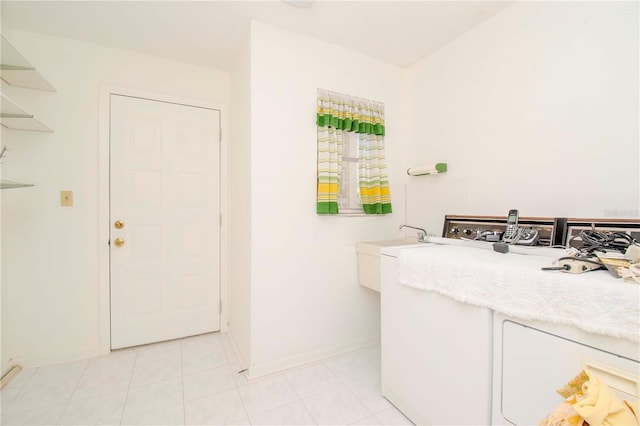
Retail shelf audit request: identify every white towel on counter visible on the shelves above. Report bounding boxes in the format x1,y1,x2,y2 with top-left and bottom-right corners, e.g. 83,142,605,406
398,244,640,342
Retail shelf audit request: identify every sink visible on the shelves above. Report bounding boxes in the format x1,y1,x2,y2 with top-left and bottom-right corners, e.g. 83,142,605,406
356,238,422,292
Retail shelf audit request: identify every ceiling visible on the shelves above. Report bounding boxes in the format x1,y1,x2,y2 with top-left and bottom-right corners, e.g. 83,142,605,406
1,1,514,71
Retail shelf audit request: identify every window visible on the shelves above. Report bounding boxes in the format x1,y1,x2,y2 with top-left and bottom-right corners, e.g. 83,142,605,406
316,88,391,215
337,131,364,214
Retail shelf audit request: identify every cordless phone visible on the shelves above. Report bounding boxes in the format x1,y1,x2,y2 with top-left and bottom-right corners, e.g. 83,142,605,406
503,209,519,243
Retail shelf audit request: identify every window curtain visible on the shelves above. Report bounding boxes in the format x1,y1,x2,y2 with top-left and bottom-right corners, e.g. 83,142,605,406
316,88,392,214
316,122,343,214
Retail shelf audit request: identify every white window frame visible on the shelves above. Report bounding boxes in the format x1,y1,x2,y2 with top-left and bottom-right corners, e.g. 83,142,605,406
338,131,365,215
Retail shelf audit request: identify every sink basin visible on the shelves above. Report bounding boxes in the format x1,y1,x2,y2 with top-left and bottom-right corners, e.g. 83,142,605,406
356,238,422,292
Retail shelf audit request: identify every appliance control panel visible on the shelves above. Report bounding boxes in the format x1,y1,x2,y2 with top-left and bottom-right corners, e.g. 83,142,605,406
563,219,640,249
443,215,640,248
442,215,560,246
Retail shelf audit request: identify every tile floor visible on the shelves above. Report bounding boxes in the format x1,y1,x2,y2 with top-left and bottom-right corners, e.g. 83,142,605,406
0,333,412,425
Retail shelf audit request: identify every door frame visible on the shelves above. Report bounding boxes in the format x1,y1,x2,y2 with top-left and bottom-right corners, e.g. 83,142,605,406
98,86,229,355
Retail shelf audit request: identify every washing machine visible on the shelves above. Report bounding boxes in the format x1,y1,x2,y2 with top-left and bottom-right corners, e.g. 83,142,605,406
380,244,494,425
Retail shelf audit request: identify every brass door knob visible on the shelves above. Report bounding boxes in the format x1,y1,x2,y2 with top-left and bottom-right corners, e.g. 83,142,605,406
114,238,125,247
114,220,125,229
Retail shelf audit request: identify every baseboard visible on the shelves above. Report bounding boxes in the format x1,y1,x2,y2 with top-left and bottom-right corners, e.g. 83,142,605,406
226,330,249,370
247,335,380,380
381,384,425,426
10,346,100,370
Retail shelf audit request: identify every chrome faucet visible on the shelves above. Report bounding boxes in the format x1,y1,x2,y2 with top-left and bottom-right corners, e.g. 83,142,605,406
399,224,427,242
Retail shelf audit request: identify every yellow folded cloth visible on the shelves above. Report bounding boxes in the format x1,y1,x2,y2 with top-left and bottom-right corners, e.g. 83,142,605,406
539,401,585,426
558,370,591,399
571,370,639,426
540,369,639,426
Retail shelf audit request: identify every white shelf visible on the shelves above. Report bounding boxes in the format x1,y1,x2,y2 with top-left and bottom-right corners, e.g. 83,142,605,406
0,178,35,190
1,34,56,92
1,93,53,132
0,34,55,189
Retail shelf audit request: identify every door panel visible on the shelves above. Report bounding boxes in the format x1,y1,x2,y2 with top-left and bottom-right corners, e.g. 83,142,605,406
110,94,221,349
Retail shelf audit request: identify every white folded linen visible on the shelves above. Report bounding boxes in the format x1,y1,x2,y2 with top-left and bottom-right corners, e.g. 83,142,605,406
398,244,640,342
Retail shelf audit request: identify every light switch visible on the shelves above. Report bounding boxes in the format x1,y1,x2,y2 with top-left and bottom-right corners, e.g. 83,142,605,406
60,190,73,207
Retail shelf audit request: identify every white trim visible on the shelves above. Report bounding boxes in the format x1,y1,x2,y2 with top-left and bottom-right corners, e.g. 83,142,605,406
10,346,98,370
246,335,379,380
98,86,229,355
381,385,427,426
227,330,249,370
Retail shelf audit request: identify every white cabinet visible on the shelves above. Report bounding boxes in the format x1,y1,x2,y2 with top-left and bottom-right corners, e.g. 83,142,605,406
380,250,494,425
356,239,419,292
1,33,55,189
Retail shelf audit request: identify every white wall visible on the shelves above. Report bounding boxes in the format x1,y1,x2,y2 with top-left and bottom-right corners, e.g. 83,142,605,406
404,1,639,234
246,21,407,376
229,26,253,368
1,30,230,371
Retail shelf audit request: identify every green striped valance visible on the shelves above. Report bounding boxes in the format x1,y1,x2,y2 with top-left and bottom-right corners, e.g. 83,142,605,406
316,90,385,136
316,114,385,136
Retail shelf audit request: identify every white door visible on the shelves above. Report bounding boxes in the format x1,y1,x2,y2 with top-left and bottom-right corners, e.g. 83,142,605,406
109,94,221,349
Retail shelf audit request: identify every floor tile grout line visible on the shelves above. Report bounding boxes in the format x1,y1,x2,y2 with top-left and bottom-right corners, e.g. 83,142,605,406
50,360,90,426
227,361,247,411
238,391,252,425
68,354,134,401
67,358,92,401
4,360,84,417
2,368,33,399
0,379,23,414
118,348,140,423
180,338,187,425
285,362,349,400
320,355,382,424
281,371,319,425
239,346,382,424
127,343,184,390
181,336,247,425
236,374,292,423
120,387,184,424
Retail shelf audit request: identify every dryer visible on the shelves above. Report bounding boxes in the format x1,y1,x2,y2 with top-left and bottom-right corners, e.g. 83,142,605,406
492,313,640,425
